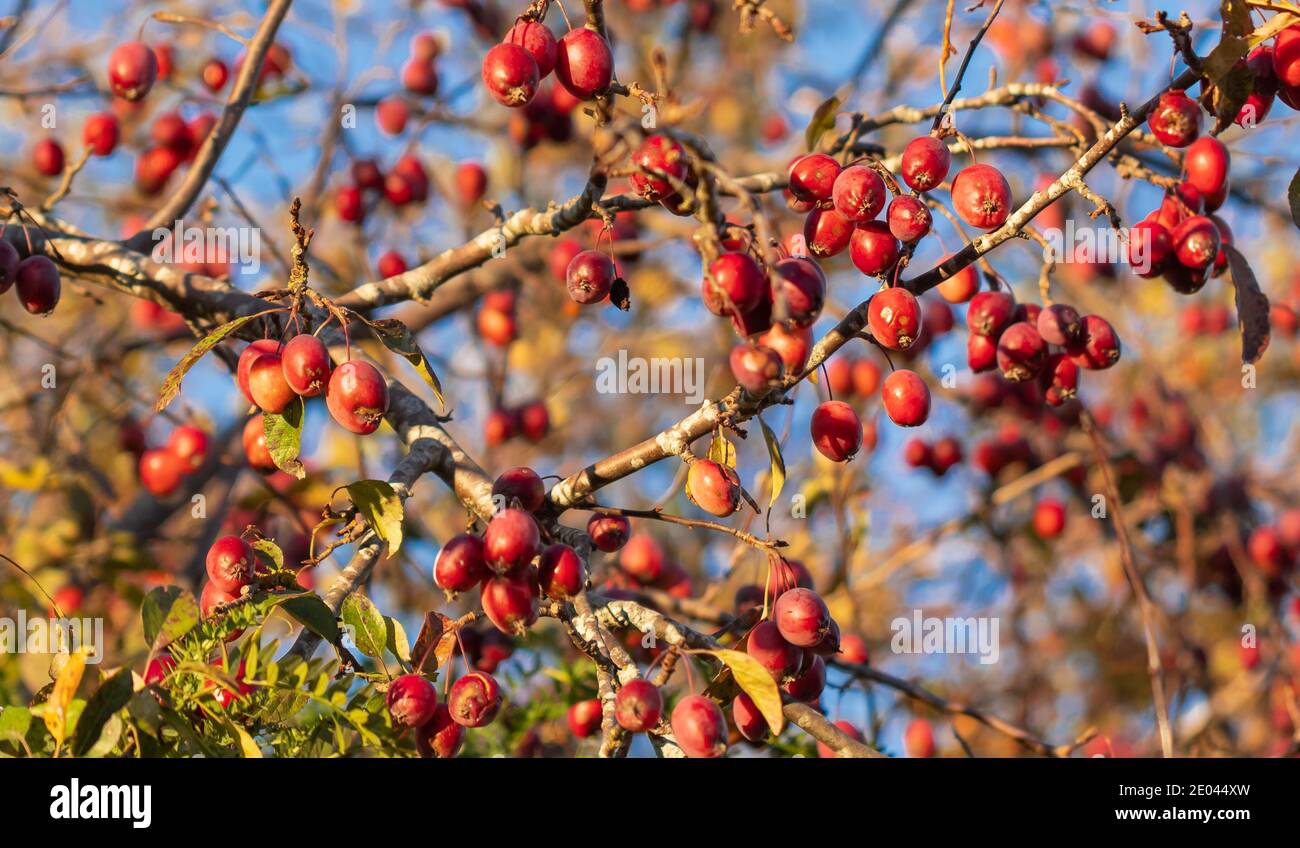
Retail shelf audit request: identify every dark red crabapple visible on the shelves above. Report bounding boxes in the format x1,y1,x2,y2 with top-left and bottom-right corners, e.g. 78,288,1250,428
758,323,812,374
1164,263,1208,296
377,249,407,278
730,292,775,337
746,620,802,682
996,322,1047,382
1147,89,1200,147
14,256,61,315
483,508,541,574
614,679,663,733
135,146,182,195
966,290,1017,337
1128,219,1172,277
242,416,276,473
803,207,854,257
686,459,742,517
481,42,540,107
629,134,687,201
149,112,193,154
537,543,585,599
849,221,900,276
248,352,297,414
951,163,1011,230
566,249,615,304
810,400,862,462
967,332,997,372
1067,314,1122,370
772,587,832,647
887,195,932,242
1036,303,1083,346
0,240,18,293
567,698,603,738
882,369,931,427
772,256,826,327
620,534,664,583
729,342,784,394
280,334,331,397
518,401,549,442
732,691,768,742
1033,498,1067,539
1172,215,1221,270
107,42,159,101
831,164,886,222
817,721,866,758
415,705,464,758
1041,353,1079,407
1233,46,1277,126
434,534,488,593
326,361,390,434
206,535,255,593
904,437,932,468
477,292,518,346
138,448,186,497
481,571,539,635
199,580,239,619
144,652,177,687
703,251,765,315
492,466,546,512
787,153,841,204
782,654,826,703
554,27,613,99
671,695,727,758
448,671,503,727
505,20,558,77
401,59,439,96
167,425,208,471
867,286,922,350
587,513,631,552
336,185,365,223
1183,136,1230,198
33,139,65,176
900,135,951,192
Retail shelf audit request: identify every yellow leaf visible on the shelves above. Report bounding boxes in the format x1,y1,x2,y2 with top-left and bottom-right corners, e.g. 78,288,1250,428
231,722,263,758
708,430,737,468
0,457,50,490
757,414,785,509
44,648,87,748
709,649,784,735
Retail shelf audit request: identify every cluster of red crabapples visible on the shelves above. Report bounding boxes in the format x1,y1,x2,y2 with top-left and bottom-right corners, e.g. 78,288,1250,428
481,15,613,109
374,32,443,136
128,422,210,498
0,238,61,317
235,333,391,473
384,668,505,758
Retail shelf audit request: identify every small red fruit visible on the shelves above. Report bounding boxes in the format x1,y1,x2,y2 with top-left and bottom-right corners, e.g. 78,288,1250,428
1033,498,1066,539
484,508,541,574
783,654,826,702
326,361,390,434
1183,137,1230,199
967,332,997,372
415,704,465,758
506,20,559,77
554,28,613,100
82,113,120,156
492,466,546,512
671,695,727,758
14,256,61,315
900,136,951,192
620,534,664,583
937,258,979,304
951,163,1011,229
905,718,936,757
567,698,603,738
206,536,255,593
280,334,331,397
966,290,1016,337
746,620,802,682
32,139,64,176
242,416,276,473
772,587,832,647
882,370,931,427
481,571,539,635
248,353,296,413
455,161,488,206
1172,215,1221,270
448,671,503,727
1147,89,1200,147
849,221,901,276
1067,314,1121,370
1274,26,1300,87
1041,353,1080,406
386,674,439,728
201,58,229,92
772,257,826,327
686,459,741,518
810,400,862,462
587,514,631,552
803,207,854,257
566,249,615,304
787,153,841,204
704,252,765,315
831,164,886,222
758,323,812,374
996,322,1047,382
108,42,159,101
867,286,922,350
138,448,185,497
629,135,687,201
614,679,663,733
167,425,208,471
482,42,540,107
887,195,932,242
434,534,488,593
732,691,768,742
538,543,585,599
729,342,784,394
144,652,177,687
237,339,280,405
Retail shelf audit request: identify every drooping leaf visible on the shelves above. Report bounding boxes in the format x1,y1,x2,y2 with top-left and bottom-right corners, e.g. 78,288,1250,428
346,480,404,556
756,413,786,509
263,399,306,479
1224,244,1271,364
44,649,86,748
141,586,200,651
346,312,445,409
387,617,411,664
155,309,281,412
708,649,784,735
410,611,456,674
804,95,841,152
276,593,340,644
341,593,387,658
707,429,737,468
72,670,133,758
231,722,263,758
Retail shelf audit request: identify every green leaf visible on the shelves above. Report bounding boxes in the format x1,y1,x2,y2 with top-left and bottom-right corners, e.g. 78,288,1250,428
1223,244,1272,364
252,539,284,570
756,413,785,509
1201,0,1254,82
386,617,411,664
804,95,841,152
71,670,134,757
0,707,32,747
341,594,387,658
263,399,306,479
346,480,404,556
347,312,445,410
1290,165,1300,232
276,592,340,644
155,309,281,412
141,586,201,651
709,649,784,735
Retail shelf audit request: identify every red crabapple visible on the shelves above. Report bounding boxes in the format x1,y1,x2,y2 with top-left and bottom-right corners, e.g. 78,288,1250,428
280,334,331,397
629,135,687,201
887,195,933,242
900,136,951,192
729,342,784,394
951,164,1012,230
481,42,539,107
167,426,208,471
966,290,1017,337
326,361,390,434
867,286,922,350
1033,498,1067,539
831,164,886,222
996,322,1047,382
567,698,603,738
703,252,765,315
671,695,727,758
14,256,61,315
787,153,841,204
416,704,465,758
434,534,488,593
1147,89,1200,147
849,221,900,276
686,459,742,517
772,257,825,327
537,543,586,599
483,508,541,574
882,370,931,427
620,534,664,583
566,249,615,304
614,679,663,733
206,536,255,593
810,400,862,462
506,20,558,77
772,587,832,647
746,620,802,682
448,671,503,727
248,353,297,414
138,448,186,497
108,42,159,101
481,572,539,635
732,691,768,742
1067,315,1121,370
554,28,613,99
587,514,632,552
492,466,546,512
